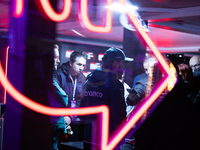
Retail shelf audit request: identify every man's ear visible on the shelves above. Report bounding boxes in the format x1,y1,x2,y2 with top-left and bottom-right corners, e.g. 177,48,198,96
69,61,72,66
112,61,118,68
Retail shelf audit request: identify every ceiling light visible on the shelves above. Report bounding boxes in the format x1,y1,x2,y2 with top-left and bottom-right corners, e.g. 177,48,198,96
119,12,149,32
105,3,138,13
71,29,86,37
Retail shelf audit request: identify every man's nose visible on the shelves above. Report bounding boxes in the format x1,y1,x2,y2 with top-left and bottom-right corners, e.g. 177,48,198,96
80,65,84,70
57,58,60,63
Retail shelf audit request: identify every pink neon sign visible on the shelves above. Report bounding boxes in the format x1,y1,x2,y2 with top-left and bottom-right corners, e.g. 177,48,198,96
14,0,112,33
35,0,72,22
14,0,24,17
7,0,175,149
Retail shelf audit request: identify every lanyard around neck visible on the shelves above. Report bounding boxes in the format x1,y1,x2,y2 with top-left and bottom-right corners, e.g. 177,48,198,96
69,75,77,100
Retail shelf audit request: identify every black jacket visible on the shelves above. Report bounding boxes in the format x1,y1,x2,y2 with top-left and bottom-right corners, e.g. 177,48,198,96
56,62,86,107
80,68,126,142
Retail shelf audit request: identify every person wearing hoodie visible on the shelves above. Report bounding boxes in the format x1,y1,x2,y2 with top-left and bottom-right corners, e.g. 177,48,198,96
49,44,72,150
80,47,133,150
55,50,87,142
56,50,87,109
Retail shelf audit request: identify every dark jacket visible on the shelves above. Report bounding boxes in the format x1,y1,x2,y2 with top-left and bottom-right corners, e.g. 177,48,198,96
80,68,127,142
135,74,200,150
56,62,86,107
49,69,69,133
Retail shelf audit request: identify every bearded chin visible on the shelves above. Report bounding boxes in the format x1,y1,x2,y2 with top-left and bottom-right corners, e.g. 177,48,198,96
117,70,123,77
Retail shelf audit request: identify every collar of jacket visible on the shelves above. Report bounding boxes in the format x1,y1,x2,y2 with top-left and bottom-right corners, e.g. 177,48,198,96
61,61,70,75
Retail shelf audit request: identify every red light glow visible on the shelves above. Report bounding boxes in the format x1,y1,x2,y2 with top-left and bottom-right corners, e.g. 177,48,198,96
14,0,24,18
66,50,73,58
9,0,175,149
0,62,109,148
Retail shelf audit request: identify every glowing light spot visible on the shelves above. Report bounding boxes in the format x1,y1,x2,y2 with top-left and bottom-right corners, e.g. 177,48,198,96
14,0,24,18
106,2,138,13
10,0,176,149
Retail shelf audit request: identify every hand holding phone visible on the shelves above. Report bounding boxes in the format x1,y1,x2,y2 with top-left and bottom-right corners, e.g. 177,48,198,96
127,88,142,106
127,88,137,94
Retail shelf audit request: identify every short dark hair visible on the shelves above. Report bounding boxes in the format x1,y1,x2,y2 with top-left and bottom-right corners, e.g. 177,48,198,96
70,50,87,63
101,47,133,70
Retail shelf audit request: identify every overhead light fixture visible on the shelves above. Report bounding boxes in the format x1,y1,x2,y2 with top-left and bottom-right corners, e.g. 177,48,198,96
119,12,149,32
105,2,148,32
105,3,138,13
71,29,86,37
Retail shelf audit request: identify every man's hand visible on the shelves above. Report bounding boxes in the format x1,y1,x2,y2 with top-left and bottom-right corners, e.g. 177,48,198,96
64,116,72,133
66,125,72,132
127,93,141,106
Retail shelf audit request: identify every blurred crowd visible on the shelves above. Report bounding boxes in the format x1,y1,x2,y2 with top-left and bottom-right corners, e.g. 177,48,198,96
50,44,200,150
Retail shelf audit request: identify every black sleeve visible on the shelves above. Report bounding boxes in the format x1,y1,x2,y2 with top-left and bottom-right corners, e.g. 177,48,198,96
110,82,126,132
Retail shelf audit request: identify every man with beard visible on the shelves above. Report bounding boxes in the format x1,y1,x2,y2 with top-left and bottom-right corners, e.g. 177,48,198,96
80,47,133,150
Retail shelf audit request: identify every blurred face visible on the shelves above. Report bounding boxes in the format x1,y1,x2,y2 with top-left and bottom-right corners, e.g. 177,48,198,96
143,61,153,76
190,56,200,72
70,56,86,76
143,59,157,77
54,47,60,70
114,60,125,77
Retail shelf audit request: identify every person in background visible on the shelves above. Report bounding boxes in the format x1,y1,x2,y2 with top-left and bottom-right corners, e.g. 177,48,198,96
178,63,193,83
119,71,134,117
134,62,200,150
178,63,194,96
188,67,200,110
56,49,87,142
122,55,158,149
127,55,157,106
49,44,71,150
80,47,133,150
56,50,87,110
189,55,200,72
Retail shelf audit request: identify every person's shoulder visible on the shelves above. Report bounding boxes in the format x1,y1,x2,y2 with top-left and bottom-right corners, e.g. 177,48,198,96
135,74,142,78
56,67,62,73
61,61,70,69
133,73,147,83
80,72,86,79
112,78,124,88
57,62,69,74
140,73,147,78
77,72,87,83
136,77,147,85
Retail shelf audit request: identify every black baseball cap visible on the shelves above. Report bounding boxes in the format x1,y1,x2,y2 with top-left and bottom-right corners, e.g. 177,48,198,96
103,47,133,62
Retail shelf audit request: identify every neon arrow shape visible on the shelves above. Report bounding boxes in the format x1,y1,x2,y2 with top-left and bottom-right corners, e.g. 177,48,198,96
0,63,109,149
5,0,175,149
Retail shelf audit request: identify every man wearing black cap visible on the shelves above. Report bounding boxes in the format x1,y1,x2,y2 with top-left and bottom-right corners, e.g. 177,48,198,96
80,47,133,150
